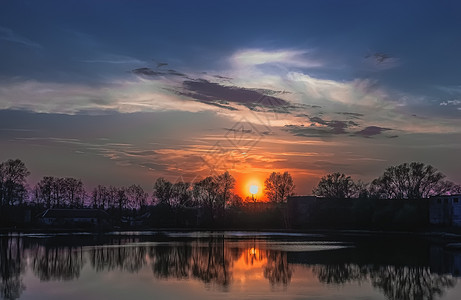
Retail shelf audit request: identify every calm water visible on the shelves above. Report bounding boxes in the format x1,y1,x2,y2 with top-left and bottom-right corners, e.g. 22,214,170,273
1,231,461,300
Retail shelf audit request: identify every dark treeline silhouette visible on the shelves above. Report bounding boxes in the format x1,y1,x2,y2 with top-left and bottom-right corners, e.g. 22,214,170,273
313,162,461,200
1,234,458,299
1,158,461,229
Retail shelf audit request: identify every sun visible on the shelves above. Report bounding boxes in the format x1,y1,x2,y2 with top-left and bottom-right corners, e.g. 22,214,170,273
249,185,258,195
235,173,267,201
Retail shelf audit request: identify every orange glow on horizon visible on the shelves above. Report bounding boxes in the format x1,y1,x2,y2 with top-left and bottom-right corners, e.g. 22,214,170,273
235,173,267,202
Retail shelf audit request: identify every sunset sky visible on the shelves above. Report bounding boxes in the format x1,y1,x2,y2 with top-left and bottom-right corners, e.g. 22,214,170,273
1,0,461,198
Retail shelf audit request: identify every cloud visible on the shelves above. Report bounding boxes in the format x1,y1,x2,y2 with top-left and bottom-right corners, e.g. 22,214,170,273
81,54,144,64
132,67,186,78
283,114,360,137
440,100,461,106
354,126,391,138
231,48,322,68
177,79,291,111
308,116,358,134
0,26,42,48
336,112,364,119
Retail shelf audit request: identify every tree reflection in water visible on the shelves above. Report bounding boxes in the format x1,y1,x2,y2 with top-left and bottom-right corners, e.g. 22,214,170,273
314,263,456,300
264,251,292,286
0,235,460,300
0,237,25,300
31,245,85,281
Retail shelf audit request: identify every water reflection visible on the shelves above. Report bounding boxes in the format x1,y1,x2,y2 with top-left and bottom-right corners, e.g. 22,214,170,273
314,264,456,300
0,233,460,299
0,237,25,300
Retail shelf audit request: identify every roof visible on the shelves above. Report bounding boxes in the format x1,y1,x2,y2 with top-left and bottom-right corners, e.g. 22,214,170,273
39,209,111,219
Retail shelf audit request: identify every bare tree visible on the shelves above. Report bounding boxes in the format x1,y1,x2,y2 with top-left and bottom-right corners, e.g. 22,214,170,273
126,184,149,210
264,171,295,203
170,181,192,208
34,176,54,208
0,159,30,207
62,178,85,208
91,185,107,209
193,176,219,223
313,172,355,199
153,178,173,206
370,162,456,199
34,177,85,208
215,171,235,213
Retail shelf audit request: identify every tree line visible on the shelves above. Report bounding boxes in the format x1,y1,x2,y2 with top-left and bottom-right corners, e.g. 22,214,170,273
313,162,461,200
0,158,295,215
2,158,460,218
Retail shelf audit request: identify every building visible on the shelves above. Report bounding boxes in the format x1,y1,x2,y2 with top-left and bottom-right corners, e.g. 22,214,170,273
429,194,461,226
287,195,319,228
38,208,112,228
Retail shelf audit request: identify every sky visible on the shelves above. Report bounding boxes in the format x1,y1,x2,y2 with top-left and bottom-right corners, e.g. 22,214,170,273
1,0,461,198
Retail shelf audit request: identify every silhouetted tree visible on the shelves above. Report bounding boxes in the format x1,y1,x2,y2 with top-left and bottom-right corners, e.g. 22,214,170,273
193,176,219,223
264,172,295,203
126,184,149,210
313,172,355,199
106,185,118,209
62,178,85,208
91,185,108,209
214,171,235,216
153,178,173,206
370,162,456,199
0,159,30,207
33,176,85,208
33,176,54,208
116,187,128,213
170,181,193,208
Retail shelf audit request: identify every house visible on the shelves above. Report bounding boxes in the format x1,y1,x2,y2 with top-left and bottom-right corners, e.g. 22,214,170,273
429,194,461,226
121,211,151,227
38,208,112,228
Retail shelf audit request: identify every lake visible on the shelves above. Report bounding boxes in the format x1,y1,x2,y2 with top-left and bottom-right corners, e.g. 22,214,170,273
1,231,461,300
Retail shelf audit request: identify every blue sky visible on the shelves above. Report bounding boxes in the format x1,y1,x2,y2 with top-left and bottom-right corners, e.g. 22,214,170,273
1,0,461,195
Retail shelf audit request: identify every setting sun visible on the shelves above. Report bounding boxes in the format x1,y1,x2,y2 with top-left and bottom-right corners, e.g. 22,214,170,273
249,185,258,195
235,173,267,201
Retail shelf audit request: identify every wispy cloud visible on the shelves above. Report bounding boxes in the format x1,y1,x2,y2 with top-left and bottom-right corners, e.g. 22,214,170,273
0,26,41,48
81,54,145,64
231,48,322,68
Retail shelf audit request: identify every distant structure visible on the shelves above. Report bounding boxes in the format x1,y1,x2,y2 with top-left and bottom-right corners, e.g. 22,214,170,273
429,194,461,227
287,196,321,228
38,209,112,228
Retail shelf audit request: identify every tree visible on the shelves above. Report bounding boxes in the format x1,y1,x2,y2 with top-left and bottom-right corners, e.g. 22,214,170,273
313,172,355,199
214,171,235,212
33,176,54,208
91,185,108,209
0,159,30,207
153,178,173,206
370,162,456,199
193,176,219,223
116,187,128,212
33,176,86,208
126,184,149,210
62,178,85,208
264,172,295,203
170,181,192,208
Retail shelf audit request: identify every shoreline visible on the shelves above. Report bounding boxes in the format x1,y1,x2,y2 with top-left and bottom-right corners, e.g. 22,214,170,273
2,227,461,241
